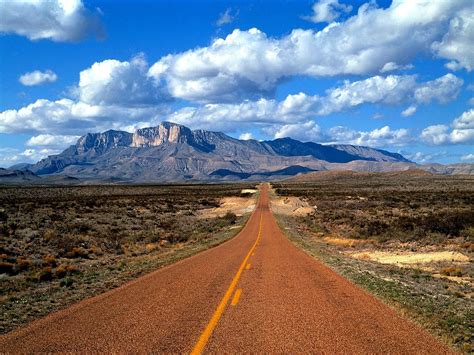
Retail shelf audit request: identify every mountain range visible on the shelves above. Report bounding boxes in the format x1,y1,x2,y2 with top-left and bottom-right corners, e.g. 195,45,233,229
4,122,473,183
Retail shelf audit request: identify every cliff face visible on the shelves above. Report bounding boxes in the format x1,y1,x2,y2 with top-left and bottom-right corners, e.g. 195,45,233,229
76,131,132,154
131,122,193,147
26,121,415,182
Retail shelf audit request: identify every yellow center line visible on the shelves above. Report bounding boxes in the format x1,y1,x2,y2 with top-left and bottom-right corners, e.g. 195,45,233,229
190,213,263,355
245,263,251,270
230,289,242,306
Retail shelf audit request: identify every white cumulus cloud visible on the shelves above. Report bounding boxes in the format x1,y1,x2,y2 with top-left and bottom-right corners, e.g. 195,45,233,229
0,98,164,135
19,70,58,86
273,121,323,142
147,0,471,103
26,134,80,148
327,125,412,147
0,0,105,42
401,105,417,117
421,109,474,145
414,73,464,104
432,8,474,71
77,55,170,106
303,0,352,24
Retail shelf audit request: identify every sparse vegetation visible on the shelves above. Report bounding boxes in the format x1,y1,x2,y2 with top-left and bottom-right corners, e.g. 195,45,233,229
272,174,473,353
0,183,255,334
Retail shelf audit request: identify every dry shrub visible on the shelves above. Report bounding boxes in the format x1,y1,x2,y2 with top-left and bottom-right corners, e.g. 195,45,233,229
88,246,103,255
42,229,57,241
37,267,53,282
43,254,57,267
145,243,159,252
16,257,32,271
0,262,15,275
440,267,464,277
64,247,89,259
222,211,237,225
55,264,80,278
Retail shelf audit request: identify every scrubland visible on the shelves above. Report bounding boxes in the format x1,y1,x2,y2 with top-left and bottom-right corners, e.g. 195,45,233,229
272,174,473,352
0,184,256,333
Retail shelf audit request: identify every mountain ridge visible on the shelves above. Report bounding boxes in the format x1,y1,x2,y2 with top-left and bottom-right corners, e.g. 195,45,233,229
9,121,468,183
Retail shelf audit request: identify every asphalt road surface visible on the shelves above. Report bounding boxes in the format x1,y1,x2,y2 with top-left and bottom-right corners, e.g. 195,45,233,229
1,184,450,353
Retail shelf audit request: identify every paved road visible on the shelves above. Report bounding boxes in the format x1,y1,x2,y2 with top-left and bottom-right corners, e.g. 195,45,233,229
1,184,450,353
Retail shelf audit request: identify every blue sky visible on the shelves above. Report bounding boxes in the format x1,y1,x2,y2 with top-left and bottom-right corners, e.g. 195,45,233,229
0,0,472,167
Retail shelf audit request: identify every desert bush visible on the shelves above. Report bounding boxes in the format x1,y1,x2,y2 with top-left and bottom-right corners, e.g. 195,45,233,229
37,267,53,282
43,254,57,267
16,257,32,271
223,211,237,225
0,261,16,275
440,267,464,277
65,247,89,259
55,264,79,278
42,229,57,241
60,277,74,287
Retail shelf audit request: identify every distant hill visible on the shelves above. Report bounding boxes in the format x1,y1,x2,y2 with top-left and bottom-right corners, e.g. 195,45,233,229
285,169,434,183
10,121,469,183
0,168,79,185
0,168,41,184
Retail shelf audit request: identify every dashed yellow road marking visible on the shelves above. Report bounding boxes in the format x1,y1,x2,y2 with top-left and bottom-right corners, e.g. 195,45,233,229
246,263,251,270
190,213,263,355
231,289,242,306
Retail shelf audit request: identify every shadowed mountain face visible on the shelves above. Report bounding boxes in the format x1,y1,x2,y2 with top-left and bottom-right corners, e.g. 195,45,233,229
24,122,413,182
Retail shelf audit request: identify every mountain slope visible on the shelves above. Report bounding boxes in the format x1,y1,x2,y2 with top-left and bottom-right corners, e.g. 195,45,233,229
25,122,413,182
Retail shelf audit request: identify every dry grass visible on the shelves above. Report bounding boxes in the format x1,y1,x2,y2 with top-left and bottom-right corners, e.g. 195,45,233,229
0,183,256,334
272,174,473,353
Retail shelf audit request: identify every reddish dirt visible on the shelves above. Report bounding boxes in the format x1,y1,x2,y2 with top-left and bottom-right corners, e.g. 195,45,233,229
0,184,451,353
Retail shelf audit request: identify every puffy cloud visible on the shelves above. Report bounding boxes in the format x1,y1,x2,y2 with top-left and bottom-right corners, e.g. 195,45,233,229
327,125,412,147
167,74,462,130
380,62,414,73
319,75,417,114
452,109,474,129
318,74,461,115
239,132,253,140
216,8,236,26
420,125,451,145
303,0,352,24
414,73,463,104
148,1,471,102
0,0,104,42
432,8,474,71
26,134,79,148
19,70,58,86
421,109,474,145
272,121,323,142
403,151,450,164
0,70,463,137
78,55,170,106
0,98,163,135
401,105,417,117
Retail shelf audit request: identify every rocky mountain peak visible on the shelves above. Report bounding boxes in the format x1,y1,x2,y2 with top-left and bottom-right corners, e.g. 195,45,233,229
76,130,132,154
131,122,193,147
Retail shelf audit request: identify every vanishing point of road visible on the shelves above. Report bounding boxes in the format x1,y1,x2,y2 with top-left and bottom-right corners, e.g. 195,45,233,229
1,184,450,353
